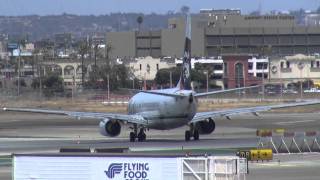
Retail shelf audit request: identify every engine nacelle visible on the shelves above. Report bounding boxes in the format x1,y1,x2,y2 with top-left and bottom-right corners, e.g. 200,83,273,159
99,119,121,137
195,118,216,134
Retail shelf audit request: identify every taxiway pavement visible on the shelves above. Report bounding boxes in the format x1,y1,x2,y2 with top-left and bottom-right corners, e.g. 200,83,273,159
0,111,320,179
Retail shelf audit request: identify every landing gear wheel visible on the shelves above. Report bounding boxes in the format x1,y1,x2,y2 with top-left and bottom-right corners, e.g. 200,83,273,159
193,130,199,140
130,132,136,142
185,130,191,141
138,129,146,142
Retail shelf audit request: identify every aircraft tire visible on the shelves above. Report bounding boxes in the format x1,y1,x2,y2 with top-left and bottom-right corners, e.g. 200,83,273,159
193,130,199,140
185,131,191,141
138,131,146,142
130,132,136,142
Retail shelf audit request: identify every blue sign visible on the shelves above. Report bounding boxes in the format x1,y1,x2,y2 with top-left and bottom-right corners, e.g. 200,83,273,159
7,43,18,49
105,163,123,178
105,162,150,180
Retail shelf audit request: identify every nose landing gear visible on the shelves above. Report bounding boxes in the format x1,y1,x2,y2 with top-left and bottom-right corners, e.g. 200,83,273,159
138,128,146,142
129,124,146,142
185,123,199,141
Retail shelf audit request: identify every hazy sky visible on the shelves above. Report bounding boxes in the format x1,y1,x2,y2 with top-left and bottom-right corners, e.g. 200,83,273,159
0,0,319,16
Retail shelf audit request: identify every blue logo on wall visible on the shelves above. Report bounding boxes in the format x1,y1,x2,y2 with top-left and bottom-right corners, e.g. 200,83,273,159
105,163,123,179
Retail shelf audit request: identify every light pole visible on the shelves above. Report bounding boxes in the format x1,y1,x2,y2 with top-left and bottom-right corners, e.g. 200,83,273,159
169,71,172,88
298,62,304,99
17,46,21,96
72,75,75,103
38,59,42,102
107,74,110,100
262,62,265,100
204,71,209,92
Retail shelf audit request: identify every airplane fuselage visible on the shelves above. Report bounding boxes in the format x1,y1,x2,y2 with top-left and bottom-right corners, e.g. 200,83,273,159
128,89,197,130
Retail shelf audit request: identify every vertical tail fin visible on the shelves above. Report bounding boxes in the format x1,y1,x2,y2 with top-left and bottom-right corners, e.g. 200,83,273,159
177,15,192,90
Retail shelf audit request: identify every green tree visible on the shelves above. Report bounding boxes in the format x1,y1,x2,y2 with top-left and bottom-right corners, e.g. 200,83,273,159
154,67,180,86
86,64,133,90
105,44,113,66
154,66,207,89
137,15,143,31
180,6,190,15
78,40,89,86
15,79,27,87
31,73,64,97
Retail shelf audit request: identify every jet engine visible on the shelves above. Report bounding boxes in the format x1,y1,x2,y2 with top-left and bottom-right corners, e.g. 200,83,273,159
195,118,215,134
99,119,121,137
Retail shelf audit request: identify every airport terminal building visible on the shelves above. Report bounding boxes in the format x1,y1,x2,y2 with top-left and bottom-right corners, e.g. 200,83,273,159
107,9,320,59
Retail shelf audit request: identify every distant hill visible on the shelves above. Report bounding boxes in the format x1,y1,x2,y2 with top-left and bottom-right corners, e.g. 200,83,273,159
0,10,311,42
0,13,180,41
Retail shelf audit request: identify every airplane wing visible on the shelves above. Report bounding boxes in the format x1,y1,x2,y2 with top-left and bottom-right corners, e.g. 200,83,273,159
138,90,188,98
191,100,320,123
2,107,148,125
194,85,260,97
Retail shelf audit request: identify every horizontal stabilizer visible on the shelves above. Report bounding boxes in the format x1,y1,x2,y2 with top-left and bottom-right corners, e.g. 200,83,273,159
138,90,188,98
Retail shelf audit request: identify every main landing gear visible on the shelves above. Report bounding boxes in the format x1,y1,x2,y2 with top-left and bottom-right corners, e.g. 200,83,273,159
130,124,146,142
185,124,199,141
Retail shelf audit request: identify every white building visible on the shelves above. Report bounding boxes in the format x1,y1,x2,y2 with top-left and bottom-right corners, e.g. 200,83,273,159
248,57,269,78
175,57,224,88
175,57,224,77
129,56,176,80
269,54,320,86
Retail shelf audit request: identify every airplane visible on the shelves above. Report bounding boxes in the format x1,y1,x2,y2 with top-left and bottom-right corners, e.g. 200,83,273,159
3,17,320,142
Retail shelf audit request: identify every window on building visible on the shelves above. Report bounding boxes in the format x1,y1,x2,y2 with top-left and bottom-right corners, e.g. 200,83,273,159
263,62,268,69
213,64,223,70
257,73,263,78
317,61,320,68
139,64,142,70
256,62,268,70
248,62,253,70
156,64,159,70
212,74,223,79
311,61,314,68
169,24,177,29
235,63,244,87
280,61,284,69
256,63,261,70
286,61,290,68
146,64,150,73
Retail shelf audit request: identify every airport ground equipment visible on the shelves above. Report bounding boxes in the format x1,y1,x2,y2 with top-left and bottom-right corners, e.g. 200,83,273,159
237,149,273,161
257,129,320,153
13,154,248,180
249,149,273,161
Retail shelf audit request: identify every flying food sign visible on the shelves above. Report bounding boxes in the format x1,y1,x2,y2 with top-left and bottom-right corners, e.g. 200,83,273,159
13,156,181,180
105,162,150,180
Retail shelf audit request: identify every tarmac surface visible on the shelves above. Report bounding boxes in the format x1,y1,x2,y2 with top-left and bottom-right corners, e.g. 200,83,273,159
0,111,320,179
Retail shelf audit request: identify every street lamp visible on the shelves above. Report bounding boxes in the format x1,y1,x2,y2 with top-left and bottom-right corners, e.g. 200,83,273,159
17,45,21,96
204,70,209,92
107,74,110,100
169,71,172,88
298,61,304,99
